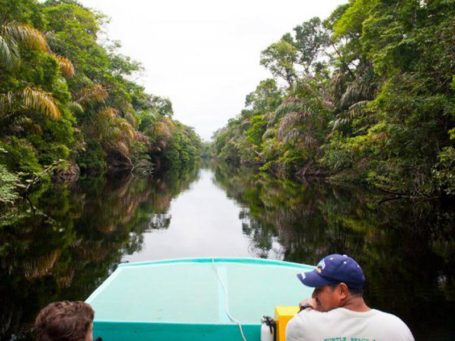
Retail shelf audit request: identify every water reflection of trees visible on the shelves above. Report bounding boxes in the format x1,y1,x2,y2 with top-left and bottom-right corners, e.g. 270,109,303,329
0,165,199,340
212,161,455,340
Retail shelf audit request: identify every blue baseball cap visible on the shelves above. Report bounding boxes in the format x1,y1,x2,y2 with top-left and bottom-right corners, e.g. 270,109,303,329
297,254,365,289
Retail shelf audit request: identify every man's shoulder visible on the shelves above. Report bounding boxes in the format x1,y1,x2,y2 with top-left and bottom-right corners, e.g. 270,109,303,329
366,309,414,340
287,308,414,341
369,309,411,327
289,308,408,327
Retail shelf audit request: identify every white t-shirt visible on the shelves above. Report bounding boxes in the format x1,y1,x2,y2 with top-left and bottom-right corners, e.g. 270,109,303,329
286,307,414,341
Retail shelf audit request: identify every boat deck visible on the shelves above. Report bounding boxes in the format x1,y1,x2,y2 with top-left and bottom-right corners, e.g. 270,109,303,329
86,258,313,340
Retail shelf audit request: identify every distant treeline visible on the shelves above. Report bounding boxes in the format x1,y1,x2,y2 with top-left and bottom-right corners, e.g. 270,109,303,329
0,0,202,205
212,0,455,197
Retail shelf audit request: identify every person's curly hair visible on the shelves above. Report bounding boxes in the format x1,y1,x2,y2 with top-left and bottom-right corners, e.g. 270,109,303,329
34,301,94,341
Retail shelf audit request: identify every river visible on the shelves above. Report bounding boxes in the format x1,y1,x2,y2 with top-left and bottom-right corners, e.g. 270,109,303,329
0,164,453,340
123,168,283,262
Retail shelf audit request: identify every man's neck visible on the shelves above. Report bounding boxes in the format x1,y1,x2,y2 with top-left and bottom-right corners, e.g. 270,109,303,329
342,296,370,312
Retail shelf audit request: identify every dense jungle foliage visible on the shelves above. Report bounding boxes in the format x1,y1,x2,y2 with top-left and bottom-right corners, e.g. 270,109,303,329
212,0,455,196
0,0,202,205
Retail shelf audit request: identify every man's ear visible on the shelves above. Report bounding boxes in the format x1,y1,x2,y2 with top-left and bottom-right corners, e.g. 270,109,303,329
338,282,349,301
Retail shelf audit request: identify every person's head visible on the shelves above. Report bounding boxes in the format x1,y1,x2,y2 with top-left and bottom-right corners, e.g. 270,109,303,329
297,254,365,311
34,301,94,341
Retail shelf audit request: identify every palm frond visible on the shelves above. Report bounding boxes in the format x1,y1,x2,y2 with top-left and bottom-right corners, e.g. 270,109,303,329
0,92,14,114
338,61,377,110
52,53,75,77
22,87,61,119
347,100,369,118
98,107,118,119
2,22,48,52
0,35,19,67
331,117,351,130
0,88,61,119
331,71,346,100
119,119,136,140
120,101,134,115
272,97,308,125
262,127,276,139
277,111,310,140
331,100,370,131
68,101,84,114
340,82,372,109
115,141,130,155
57,270,75,289
124,111,138,127
23,249,61,280
300,134,317,148
283,128,303,143
154,119,173,139
75,83,108,104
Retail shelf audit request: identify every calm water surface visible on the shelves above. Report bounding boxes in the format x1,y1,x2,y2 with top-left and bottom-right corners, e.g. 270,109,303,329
123,168,283,262
0,164,453,340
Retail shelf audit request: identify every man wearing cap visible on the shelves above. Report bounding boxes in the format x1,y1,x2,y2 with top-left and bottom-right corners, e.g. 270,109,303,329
286,254,414,341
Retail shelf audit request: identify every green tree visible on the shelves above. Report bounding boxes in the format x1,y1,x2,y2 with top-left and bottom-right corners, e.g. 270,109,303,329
260,35,298,87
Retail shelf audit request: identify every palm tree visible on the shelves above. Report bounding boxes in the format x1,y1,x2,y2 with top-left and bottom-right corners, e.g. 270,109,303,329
51,53,75,77
0,22,75,120
0,22,48,68
0,86,61,120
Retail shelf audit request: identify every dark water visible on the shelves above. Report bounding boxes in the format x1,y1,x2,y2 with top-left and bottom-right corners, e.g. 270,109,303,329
0,164,454,340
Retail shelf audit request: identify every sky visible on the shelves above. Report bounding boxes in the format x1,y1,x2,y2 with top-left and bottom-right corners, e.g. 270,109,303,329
79,0,346,140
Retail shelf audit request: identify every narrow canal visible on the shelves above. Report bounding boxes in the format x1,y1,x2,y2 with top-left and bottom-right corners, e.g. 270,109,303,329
0,164,454,340
123,168,283,262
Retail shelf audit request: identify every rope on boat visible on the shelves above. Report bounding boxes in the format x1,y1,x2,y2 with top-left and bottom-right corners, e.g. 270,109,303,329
211,258,248,341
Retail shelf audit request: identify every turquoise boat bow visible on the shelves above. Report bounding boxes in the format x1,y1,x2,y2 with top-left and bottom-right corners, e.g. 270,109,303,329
86,257,314,340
